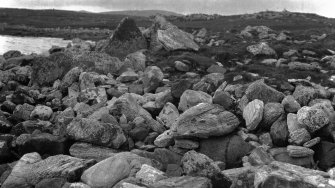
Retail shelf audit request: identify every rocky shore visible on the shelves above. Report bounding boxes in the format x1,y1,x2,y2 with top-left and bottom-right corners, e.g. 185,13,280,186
1,15,335,188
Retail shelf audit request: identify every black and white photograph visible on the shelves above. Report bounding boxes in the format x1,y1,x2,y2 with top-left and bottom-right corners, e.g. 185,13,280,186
1,0,335,187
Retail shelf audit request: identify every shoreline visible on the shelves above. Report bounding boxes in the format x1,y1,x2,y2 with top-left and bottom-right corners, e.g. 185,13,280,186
0,25,112,41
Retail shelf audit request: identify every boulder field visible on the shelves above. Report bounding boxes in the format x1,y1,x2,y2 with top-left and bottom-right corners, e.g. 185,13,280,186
2,15,335,188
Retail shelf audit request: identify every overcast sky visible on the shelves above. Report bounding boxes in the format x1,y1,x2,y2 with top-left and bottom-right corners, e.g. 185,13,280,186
1,0,335,18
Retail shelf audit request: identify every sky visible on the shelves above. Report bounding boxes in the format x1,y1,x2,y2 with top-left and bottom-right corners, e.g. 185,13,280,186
1,0,335,18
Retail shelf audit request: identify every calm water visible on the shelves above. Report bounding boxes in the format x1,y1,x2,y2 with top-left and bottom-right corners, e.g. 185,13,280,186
0,35,71,55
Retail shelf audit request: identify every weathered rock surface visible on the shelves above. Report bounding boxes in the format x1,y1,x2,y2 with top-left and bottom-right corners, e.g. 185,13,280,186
172,103,240,138
243,99,264,131
178,89,212,112
81,152,155,188
245,80,285,103
148,16,199,51
2,152,95,187
66,118,126,148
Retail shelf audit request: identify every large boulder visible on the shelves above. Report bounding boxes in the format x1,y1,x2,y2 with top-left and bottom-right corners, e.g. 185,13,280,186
81,152,156,188
147,15,199,51
2,152,95,188
97,17,147,59
171,103,240,138
66,118,126,149
245,80,285,103
31,52,75,86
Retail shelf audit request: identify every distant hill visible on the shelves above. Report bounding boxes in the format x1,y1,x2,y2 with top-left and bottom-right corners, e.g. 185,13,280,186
101,10,183,17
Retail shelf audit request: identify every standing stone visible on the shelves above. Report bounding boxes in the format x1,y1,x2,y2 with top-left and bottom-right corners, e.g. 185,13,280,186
97,17,147,59
243,99,264,131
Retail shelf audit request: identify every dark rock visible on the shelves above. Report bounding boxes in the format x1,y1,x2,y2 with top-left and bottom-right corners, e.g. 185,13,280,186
315,141,335,170
270,116,289,147
245,80,285,103
181,150,232,188
199,135,253,169
282,95,301,113
15,132,67,156
3,50,22,60
212,91,234,109
31,52,75,86
171,79,193,99
35,178,67,188
261,102,284,130
97,17,147,59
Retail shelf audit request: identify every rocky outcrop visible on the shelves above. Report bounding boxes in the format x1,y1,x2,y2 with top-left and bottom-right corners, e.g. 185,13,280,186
147,15,199,51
